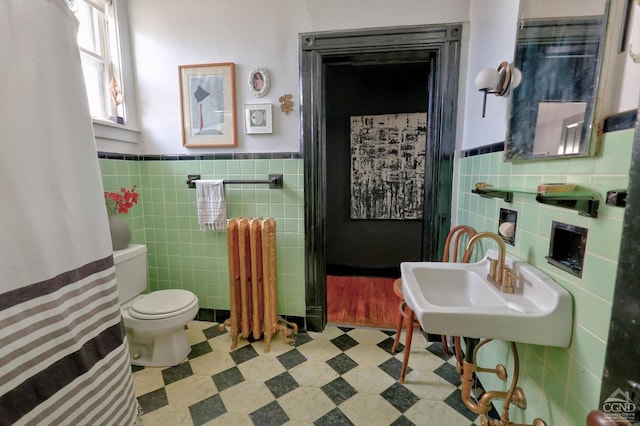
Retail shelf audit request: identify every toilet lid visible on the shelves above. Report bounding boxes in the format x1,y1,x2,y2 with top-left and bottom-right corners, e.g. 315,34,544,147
130,289,197,317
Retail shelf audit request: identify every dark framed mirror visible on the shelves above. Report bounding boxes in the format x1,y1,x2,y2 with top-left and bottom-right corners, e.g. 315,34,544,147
505,1,609,161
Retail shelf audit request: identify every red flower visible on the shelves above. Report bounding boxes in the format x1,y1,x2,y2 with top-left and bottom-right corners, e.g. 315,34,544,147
104,186,139,214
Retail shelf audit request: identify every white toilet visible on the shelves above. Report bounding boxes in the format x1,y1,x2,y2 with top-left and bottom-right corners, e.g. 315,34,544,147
113,244,199,367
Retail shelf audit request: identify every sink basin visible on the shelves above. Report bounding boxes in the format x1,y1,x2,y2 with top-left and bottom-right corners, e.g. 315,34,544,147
400,249,572,347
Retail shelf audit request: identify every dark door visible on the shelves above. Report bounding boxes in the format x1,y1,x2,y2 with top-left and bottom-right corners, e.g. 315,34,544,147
325,61,430,276
300,25,462,331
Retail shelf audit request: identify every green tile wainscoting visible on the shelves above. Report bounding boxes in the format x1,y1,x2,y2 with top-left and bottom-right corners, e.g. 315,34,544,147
455,128,634,426
99,156,306,318
100,158,146,245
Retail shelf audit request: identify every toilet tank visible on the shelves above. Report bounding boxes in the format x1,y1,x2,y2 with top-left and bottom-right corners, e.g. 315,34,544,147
113,244,148,305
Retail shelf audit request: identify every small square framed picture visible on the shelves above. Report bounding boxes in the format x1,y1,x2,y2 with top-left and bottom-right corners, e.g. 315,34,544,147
244,103,273,134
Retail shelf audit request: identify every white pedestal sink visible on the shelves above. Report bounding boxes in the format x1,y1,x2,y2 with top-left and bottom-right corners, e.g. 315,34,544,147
400,249,572,347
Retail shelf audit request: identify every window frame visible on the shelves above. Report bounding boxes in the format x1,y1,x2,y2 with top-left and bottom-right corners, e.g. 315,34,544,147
76,0,140,146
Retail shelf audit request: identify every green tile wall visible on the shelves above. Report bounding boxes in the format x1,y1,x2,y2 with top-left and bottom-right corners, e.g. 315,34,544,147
100,159,145,244
455,129,634,425
100,157,306,317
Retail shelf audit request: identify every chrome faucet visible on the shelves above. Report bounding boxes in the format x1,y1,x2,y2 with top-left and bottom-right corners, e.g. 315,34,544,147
462,231,518,293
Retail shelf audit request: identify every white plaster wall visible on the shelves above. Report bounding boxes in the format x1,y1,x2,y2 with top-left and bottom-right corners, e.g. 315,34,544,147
519,0,607,18
127,0,471,155
460,0,519,150
617,3,640,111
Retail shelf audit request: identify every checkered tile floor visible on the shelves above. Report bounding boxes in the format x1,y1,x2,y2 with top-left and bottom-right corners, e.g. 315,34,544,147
132,321,482,425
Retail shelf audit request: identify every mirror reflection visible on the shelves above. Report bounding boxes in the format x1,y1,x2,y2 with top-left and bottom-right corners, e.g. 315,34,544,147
534,101,587,155
505,0,608,161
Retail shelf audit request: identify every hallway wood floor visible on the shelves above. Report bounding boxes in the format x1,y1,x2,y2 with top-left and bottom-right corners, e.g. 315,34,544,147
327,275,398,329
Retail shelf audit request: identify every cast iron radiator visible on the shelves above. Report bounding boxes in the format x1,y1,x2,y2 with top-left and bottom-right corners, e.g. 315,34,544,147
222,217,297,352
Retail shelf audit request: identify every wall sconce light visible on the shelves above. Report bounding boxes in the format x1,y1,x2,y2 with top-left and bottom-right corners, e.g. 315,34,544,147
474,61,519,118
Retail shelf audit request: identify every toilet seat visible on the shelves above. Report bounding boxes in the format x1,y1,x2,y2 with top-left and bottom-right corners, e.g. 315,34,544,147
129,289,197,320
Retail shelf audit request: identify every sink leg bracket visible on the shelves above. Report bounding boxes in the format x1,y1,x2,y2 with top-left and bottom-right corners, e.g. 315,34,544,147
458,338,548,426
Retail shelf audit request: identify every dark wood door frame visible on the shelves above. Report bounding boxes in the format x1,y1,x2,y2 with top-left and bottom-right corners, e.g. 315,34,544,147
300,24,462,331
600,110,640,419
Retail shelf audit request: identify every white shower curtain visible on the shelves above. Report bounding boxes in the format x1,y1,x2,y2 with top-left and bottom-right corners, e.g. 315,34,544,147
0,1,138,424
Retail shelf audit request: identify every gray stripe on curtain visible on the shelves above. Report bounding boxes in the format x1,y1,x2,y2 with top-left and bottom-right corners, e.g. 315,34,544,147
0,258,134,425
0,261,120,387
0,255,114,311
0,323,124,424
0,299,121,385
36,344,136,425
0,272,116,339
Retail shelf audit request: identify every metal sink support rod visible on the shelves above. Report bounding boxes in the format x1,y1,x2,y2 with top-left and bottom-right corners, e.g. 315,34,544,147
458,338,547,426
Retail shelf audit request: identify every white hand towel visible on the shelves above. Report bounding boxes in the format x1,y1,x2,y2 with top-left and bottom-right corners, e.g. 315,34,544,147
195,179,227,231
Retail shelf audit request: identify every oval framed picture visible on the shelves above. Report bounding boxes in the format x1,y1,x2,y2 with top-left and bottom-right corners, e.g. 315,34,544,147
248,67,270,97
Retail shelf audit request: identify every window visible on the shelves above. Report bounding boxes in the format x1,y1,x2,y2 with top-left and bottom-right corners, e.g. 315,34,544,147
69,0,140,146
75,0,125,123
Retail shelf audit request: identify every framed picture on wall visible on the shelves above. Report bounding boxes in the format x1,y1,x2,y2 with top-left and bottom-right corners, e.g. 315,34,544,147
244,103,273,134
178,62,237,147
248,67,270,98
